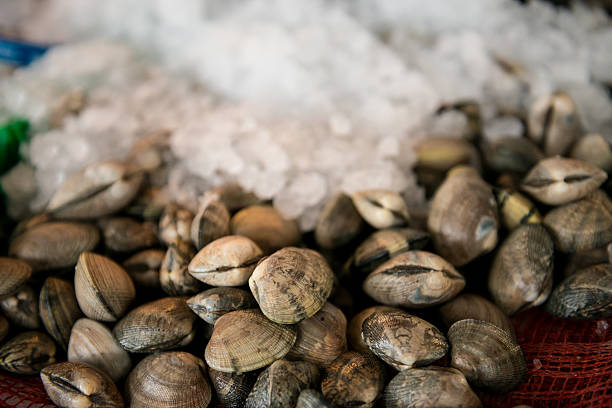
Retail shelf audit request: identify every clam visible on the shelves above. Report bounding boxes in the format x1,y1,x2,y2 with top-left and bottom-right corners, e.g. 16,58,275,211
113,297,196,353
315,193,363,249
0,284,40,329
160,240,201,296
384,366,482,408
230,205,300,254
9,221,100,271
363,250,465,308
75,252,135,322
351,189,410,229
187,287,256,324
249,247,334,324
98,217,158,253
191,198,231,250
0,257,31,297
570,133,612,173
428,166,498,266
296,389,332,408
564,247,610,278
489,224,554,315
495,188,542,230
0,315,8,343
543,190,612,252
41,361,124,408
39,277,83,350
207,183,262,212
68,318,131,382
46,161,144,219
439,294,515,339
159,203,194,246
123,249,164,289
361,310,448,371
0,331,56,374
348,306,402,352
448,319,526,393
545,264,612,319
521,157,607,205
415,138,480,173
125,186,170,220
126,351,211,408
189,235,263,287
205,309,297,373
244,360,319,408
321,351,385,408
10,213,52,241
209,368,258,408
287,302,347,368
483,137,544,175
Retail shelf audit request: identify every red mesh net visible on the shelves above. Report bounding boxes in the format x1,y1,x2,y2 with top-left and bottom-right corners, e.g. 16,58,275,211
0,307,610,408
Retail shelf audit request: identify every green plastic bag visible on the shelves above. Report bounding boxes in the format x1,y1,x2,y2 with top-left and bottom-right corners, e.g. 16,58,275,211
0,117,29,174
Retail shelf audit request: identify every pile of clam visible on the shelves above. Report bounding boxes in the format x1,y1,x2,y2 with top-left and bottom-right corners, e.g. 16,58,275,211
0,91,611,408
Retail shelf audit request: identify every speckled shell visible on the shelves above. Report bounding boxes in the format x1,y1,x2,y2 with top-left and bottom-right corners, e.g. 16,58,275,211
521,157,606,205
543,190,612,252
361,310,448,371
159,203,194,246
230,205,300,254
296,389,332,408
351,189,410,229
545,264,612,319
570,133,612,173
191,198,231,250
126,352,211,408
123,249,164,289
315,193,363,249
439,294,515,339
321,351,385,408
160,240,201,296
495,189,542,231
348,306,402,352
189,235,263,287
187,287,256,325
0,285,40,329
9,221,100,271
484,137,544,175
489,224,554,315
448,319,526,393
41,361,124,408
98,217,158,253
39,277,82,350
286,302,347,368
249,247,334,324
209,368,258,408
0,257,31,297
0,331,56,374
384,366,482,408
68,318,131,382
205,309,297,373
363,250,465,308
113,297,196,353
428,166,498,266
244,360,319,408
74,252,135,322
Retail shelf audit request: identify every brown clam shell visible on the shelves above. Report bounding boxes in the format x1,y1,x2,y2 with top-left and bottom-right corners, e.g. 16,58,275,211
0,284,40,329
348,305,402,352
209,368,258,408
296,389,332,408
230,205,300,254
160,240,201,296
98,217,158,253
483,137,544,175
570,133,612,173
207,183,262,212
495,188,542,231
564,247,610,278
123,249,164,289
187,287,256,325
159,203,194,246
0,257,31,297
39,277,83,350
315,193,363,249
415,137,480,172
191,198,231,250
0,331,56,375
351,189,410,229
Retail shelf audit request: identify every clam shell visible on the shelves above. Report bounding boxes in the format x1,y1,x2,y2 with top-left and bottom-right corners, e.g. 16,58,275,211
0,331,56,374
439,294,515,339
75,252,135,322
231,205,300,254
0,257,31,297
545,264,612,319
189,235,263,287
99,217,158,253
113,297,196,353
488,224,554,315
521,157,606,205
564,247,610,278
207,183,262,212
0,315,8,343
351,189,410,229
384,366,482,408
209,368,258,408
160,240,201,296
321,351,385,408
191,198,231,250
363,250,465,308
415,137,479,172
570,133,612,173
348,306,402,352
483,137,544,175
495,188,542,231
286,302,347,368
123,249,164,289
448,319,526,393
249,247,334,324
125,186,170,220
315,193,363,249
159,203,194,246
126,352,211,408
205,308,297,373
0,284,40,329
39,277,83,350
9,221,100,271
10,213,52,242
428,166,498,266
41,361,124,408
361,310,448,371
68,318,131,382
296,389,332,408
187,287,256,324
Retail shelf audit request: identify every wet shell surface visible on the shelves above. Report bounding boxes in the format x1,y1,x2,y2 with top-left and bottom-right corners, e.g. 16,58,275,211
113,297,196,353
361,310,448,371
41,361,124,408
191,198,231,250
244,360,319,408
384,366,482,408
488,224,554,315
315,193,363,249
0,285,40,329
8,221,100,271
0,331,56,374
189,235,263,287
348,305,402,352
209,368,258,408
160,240,201,296
98,217,158,253
126,352,211,408
68,318,131,382
0,257,31,297
495,189,542,231
249,247,334,324
363,250,465,308
39,277,83,350
296,389,332,408
74,252,136,322
230,205,300,254
159,203,194,246
122,249,164,289
351,189,410,229
205,308,297,373
448,319,527,393
187,287,256,325
545,264,612,319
